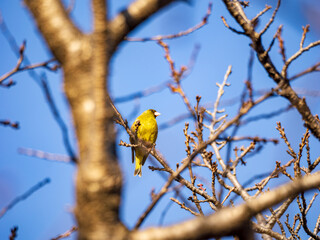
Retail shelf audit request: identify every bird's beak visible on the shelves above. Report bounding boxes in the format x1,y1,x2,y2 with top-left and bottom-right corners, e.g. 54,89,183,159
154,111,161,117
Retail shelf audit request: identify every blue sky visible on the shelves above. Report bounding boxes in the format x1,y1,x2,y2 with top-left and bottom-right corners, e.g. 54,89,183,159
1,0,320,239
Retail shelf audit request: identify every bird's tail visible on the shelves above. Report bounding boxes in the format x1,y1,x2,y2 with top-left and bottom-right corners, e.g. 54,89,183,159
134,157,142,177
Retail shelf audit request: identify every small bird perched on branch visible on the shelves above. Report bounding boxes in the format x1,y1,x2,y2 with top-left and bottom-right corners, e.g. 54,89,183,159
130,109,160,177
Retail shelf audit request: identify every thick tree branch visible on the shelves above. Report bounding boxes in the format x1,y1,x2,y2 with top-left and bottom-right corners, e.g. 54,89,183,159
24,0,84,64
25,0,126,239
132,172,320,240
109,0,176,53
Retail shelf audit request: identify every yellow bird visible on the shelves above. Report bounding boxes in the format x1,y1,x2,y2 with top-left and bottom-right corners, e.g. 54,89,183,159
130,109,160,177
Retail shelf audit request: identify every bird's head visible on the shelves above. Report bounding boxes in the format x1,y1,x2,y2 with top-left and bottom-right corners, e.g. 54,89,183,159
148,109,161,118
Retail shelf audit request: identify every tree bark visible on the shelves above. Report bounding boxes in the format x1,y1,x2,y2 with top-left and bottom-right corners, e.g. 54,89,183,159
24,0,125,239
23,0,320,239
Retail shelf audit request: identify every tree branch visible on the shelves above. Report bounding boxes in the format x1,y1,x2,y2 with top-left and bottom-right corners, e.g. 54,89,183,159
24,0,84,64
132,172,320,240
222,0,320,141
125,2,212,42
109,0,176,53
25,1,126,239
0,178,50,219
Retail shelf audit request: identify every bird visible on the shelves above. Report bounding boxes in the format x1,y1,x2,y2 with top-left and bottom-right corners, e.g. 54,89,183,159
130,109,160,177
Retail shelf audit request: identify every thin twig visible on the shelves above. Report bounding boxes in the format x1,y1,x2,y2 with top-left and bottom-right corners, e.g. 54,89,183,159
282,40,320,78
289,62,320,81
276,25,286,63
40,75,77,163
221,16,246,35
0,120,19,129
9,226,18,240
18,148,72,163
0,41,57,84
157,40,195,117
114,81,169,103
170,198,200,216
276,122,297,159
0,178,50,218
159,112,192,130
51,226,78,240
0,15,76,163
125,3,212,41
300,25,310,49
299,193,320,239
251,5,272,24
259,0,281,36
264,25,283,56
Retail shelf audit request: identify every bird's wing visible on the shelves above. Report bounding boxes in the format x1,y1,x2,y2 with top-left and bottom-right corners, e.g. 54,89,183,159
131,147,135,164
141,154,148,166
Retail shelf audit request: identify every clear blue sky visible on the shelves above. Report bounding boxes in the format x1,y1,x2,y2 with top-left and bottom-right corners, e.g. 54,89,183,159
1,0,320,239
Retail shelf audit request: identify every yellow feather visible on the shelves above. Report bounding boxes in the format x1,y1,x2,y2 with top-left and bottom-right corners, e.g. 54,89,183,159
130,109,160,177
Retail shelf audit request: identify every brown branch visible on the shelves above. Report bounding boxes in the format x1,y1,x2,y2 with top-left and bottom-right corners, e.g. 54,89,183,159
170,198,201,217
276,25,286,63
0,48,57,84
132,172,320,240
24,0,84,64
282,39,320,78
111,99,220,225
18,148,72,163
309,156,320,172
284,215,298,240
230,141,255,169
299,193,320,239
269,208,286,237
157,40,195,117
266,196,295,230
259,0,281,36
289,62,320,81
131,85,276,232
1,12,75,163
131,84,278,230
0,15,59,85
0,178,50,219
159,112,192,130
212,141,268,230
221,16,246,35
92,0,107,33
0,41,24,83
9,226,18,240
220,136,278,144
313,214,320,237
51,226,78,240
276,122,297,159
25,1,126,239
113,45,199,104
109,0,176,53
300,25,310,49
126,2,212,41
133,142,215,229
252,222,287,240
222,0,320,141
251,5,272,24
221,188,234,205
0,120,19,129
141,82,271,228
264,25,283,57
